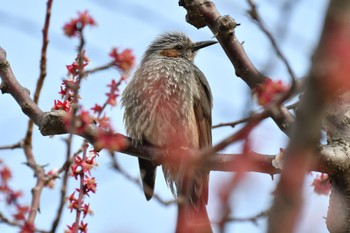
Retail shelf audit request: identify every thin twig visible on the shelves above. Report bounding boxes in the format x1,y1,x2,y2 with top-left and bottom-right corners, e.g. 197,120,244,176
247,0,296,82
83,62,114,76
224,210,269,225
49,167,69,233
0,211,49,233
0,212,22,228
212,102,298,129
34,0,53,104
201,111,267,159
260,0,301,74
101,78,123,119
49,147,84,233
246,0,300,130
24,146,46,225
73,142,89,233
0,140,24,150
60,28,87,233
24,0,54,146
20,1,54,225
212,116,253,129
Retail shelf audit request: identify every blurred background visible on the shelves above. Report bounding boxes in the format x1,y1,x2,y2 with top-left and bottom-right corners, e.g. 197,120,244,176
0,0,329,232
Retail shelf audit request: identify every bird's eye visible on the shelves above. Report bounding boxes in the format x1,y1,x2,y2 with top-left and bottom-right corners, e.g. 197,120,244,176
175,44,184,50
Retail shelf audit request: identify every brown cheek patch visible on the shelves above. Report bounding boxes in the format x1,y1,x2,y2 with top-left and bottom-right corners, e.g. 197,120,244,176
160,49,181,57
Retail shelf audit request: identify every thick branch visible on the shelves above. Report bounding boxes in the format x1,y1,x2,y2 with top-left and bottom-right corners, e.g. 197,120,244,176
316,0,350,232
179,0,263,88
178,0,294,135
268,78,324,233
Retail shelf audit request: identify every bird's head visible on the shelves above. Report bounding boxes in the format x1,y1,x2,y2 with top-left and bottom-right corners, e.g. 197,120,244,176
144,32,217,62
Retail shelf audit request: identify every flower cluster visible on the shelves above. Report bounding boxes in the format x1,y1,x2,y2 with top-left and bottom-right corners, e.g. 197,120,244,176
70,152,97,181
53,9,135,233
54,11,93,113
89,78,128,152
0,160,31,232
66,50,90,77
63,11,96,37
65,149,97,233
106,79,122,107
311,173,331,195
66,221,88,233
109,48,135,73
53,100,71,112
52,51,90,112
253,78,288,106
20,222,35,233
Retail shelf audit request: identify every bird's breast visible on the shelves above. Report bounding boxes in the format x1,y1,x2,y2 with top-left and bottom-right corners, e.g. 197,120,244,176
128,59,200,148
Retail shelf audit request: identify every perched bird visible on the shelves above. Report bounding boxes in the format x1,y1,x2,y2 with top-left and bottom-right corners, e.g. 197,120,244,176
121,32,215,233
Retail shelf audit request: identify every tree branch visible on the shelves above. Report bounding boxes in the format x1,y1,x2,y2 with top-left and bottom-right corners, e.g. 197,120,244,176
212,101,299,129
0,140,24,150
24,0,54,146
24,146,46,225
178,0,295,136
247,0,297,82
314,1,350,232
179,0,264,88
222,209,269,225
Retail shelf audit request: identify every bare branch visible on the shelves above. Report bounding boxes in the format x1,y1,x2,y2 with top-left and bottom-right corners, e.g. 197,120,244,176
260,0,301,74
247,0,297,82
0,211,49,233
49,145,83,233
24,0,54,146
0,212,22,228
24,146,46,225
0,140,24,150
216,209,269,225
212,102,298,129
179,0,264,88
178,0,295,136
83,62,114,76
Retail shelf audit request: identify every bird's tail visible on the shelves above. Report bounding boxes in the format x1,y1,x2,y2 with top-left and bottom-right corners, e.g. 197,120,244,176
170,168,212,233
138,158,157,200
163,154,212,233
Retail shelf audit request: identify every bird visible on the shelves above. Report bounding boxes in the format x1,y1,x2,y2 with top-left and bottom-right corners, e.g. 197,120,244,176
121,32,216,233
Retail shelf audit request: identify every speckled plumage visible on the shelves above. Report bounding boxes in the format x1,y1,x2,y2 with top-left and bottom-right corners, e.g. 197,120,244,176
121,32,214,207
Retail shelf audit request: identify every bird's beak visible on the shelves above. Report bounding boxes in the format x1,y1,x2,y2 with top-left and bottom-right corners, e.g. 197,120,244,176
192,40,218,51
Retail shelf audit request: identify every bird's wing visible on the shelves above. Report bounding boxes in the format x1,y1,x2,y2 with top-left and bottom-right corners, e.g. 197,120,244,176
192,67,213,205
193,67,212,148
